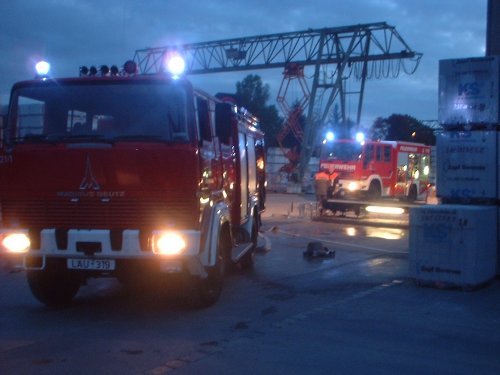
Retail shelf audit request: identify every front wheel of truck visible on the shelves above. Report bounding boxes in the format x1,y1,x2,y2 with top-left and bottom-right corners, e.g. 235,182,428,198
27,267,81,307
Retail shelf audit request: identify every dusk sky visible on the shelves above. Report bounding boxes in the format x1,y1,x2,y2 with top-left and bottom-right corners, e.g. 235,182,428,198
0,0,487,125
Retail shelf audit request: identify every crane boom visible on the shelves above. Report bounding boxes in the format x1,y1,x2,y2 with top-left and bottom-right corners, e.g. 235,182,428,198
134,22,420,75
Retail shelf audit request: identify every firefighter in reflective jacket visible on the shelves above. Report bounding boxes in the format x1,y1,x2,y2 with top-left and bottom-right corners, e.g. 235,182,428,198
314,169,330,213
328,171,339,198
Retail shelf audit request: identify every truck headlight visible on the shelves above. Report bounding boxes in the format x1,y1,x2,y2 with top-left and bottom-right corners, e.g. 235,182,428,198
152,231,186,255
347,182,359,191
1,232,31,253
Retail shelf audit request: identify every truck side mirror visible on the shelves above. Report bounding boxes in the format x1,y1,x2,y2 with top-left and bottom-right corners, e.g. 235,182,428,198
215,103,233,144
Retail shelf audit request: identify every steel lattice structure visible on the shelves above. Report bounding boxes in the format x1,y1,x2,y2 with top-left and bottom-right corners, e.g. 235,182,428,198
134,22,422,180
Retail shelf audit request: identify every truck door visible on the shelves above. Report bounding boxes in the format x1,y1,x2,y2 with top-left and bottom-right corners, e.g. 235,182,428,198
376,144,392,189
363,143,374,171
196,96,219,194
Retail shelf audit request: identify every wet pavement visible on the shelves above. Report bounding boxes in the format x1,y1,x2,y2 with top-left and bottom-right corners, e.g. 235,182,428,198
262,192,412,228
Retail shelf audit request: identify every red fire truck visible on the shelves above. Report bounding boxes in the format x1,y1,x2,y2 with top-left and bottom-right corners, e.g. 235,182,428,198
319,135,432,202
0,58,266,307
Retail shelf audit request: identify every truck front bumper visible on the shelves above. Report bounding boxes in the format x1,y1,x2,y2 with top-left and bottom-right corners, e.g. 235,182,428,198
1,228,207,277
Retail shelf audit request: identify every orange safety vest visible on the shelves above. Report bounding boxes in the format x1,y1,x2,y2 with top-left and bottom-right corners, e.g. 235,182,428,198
315,171,330,181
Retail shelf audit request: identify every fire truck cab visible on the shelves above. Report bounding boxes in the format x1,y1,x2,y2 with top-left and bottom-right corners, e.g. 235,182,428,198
320,136,431,202
0,58,266,307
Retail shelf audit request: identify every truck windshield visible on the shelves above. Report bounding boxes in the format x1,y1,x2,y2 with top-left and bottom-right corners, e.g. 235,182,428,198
321,141,362,162
8,81,190,143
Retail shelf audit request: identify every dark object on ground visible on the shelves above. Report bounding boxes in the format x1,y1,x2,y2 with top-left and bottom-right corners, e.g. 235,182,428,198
303,241,335,258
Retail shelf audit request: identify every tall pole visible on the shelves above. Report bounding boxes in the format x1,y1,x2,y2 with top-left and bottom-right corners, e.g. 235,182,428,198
356,32,371,126
486,0,500,56
298,32,326,182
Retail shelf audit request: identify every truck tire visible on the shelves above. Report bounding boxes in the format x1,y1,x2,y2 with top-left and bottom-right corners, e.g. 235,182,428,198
190,235,226,308
367,181,381,200
408,184,418,202
27,267,81,307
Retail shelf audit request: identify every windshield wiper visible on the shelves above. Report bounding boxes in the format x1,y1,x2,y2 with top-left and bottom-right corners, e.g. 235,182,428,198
14,134,49,142
11,134,66,144
51,134,115,143
113,135,167,141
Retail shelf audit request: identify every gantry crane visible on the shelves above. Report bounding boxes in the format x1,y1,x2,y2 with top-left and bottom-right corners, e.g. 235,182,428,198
134,22,422,181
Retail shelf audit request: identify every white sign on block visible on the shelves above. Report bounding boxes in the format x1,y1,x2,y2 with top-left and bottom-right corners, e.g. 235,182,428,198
439,56,500,126
436,130,497,200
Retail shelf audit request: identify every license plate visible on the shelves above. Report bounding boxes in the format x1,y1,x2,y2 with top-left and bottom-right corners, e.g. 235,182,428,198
67,258,115,271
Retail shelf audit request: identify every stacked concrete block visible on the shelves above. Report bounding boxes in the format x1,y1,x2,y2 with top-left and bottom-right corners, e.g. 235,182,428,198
409,56,500,286
436,130,497,203
409,205,497,287
438,56,500,126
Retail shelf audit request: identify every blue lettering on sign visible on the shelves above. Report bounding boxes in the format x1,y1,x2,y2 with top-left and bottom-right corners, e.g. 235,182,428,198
422,223,452,242
458,82,481,96
448,130,472,139
448,188,475,198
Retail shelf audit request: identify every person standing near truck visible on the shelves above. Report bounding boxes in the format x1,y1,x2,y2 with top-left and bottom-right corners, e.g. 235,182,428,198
314,168,330,214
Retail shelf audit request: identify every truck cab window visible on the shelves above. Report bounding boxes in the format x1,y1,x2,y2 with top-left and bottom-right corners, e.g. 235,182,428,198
376,145,382,161
363,144,374,169
10,82,191,143
15,97,45,138
384,145,391,162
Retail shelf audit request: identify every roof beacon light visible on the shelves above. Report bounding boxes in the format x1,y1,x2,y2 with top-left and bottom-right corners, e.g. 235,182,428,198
35,60,50,77
99,65,110,76
354,132,365,144
79,66,89,76
110,65,119,76
165,53,186,78
123,60,137,75
325,131,335,142
355,132,365,144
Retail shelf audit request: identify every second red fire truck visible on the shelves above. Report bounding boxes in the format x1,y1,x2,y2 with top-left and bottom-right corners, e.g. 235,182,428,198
0,57,266,307
319,133,432,203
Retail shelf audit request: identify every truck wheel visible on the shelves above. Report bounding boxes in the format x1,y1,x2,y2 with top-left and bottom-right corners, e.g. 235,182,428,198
367,181,381,200
190,237,225,308
27,267,81,307
408,184,418,202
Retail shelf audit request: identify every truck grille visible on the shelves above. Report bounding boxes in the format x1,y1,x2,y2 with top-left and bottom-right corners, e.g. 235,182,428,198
2,198,198,230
